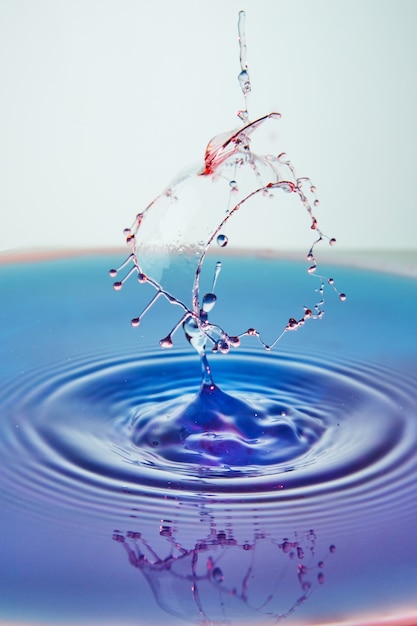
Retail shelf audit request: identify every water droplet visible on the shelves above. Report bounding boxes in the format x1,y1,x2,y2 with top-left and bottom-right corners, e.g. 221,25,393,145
216,234,229,247
138,273,147,283
314,199,320,207
318,572,325,584
131,317,140,327
113,281,123,291
123,228,131,236
339,293,347,302
329,238,337,246
307,265,317,274
329,544,336,553
160,337,173,348
212,567,224,584
297,547,304,559
310,185,317,193
202,293,217,312
109,269,117,278
219,340,230,354
328,278,334,285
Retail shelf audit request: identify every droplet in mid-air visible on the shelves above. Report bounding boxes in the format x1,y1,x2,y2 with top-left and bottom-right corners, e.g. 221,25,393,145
216,234,228,247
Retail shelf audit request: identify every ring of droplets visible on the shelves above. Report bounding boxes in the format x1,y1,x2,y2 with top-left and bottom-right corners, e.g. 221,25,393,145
110,125,345,357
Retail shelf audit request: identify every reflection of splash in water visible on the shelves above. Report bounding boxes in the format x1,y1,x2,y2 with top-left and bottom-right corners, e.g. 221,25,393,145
110,11,345,366
113,521,335,625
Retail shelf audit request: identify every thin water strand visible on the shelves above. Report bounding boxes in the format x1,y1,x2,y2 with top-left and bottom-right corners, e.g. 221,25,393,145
237,10,251,121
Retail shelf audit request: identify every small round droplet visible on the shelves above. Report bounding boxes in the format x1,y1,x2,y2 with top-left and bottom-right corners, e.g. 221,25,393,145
131,317,140,327
247,328,258,336
328,278,334,285
160,337,173,348
307,265,317,274
329,544,336,553
314,199,320,207
123,228,131,236
138,273,147,283
310,185,317,193
216,234,228,247
219,340,230,354
113,281,123,291
229,180,238,191
339,293,347,302
329,238,337,246
202,293,217,312
287,318,298,329
212,567,224,584
318,572,325,584
109,269,117,278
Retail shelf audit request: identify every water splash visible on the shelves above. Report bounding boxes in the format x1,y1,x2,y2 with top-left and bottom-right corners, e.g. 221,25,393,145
110,11,344,372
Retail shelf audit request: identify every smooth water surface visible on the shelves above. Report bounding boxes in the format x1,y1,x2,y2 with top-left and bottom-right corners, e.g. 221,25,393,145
1,252,417,625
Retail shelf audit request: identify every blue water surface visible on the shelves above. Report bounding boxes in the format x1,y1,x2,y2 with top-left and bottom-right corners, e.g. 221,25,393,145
0,252,416,625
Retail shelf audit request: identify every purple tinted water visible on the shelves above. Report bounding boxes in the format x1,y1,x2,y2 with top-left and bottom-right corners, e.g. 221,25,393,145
1,253,417,625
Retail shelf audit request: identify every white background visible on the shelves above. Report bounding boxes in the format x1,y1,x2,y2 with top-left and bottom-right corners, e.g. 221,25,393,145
1,0,416,252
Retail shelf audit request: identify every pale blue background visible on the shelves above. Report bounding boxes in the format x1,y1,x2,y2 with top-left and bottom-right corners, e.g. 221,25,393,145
1,0,416,252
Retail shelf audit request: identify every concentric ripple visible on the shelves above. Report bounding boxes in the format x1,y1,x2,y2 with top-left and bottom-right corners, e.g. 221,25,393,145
0,347,416,523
